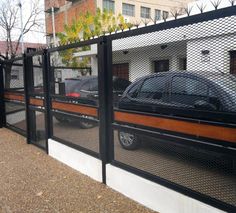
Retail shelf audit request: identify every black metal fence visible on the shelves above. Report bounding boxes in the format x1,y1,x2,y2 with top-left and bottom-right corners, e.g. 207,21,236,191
0,6,236,212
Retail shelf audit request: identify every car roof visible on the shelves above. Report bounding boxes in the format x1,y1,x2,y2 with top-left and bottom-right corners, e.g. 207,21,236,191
65,76,97,81
65,76,131,82
136,70,235,81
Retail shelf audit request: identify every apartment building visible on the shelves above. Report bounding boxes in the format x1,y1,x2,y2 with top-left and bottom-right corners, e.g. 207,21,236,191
45,0,193,36
97,0,192,23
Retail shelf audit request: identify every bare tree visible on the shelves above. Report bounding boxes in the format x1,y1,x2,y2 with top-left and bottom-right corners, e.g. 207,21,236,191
0,0,43,88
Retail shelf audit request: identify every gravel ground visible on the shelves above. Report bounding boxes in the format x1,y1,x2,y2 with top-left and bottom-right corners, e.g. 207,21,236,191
0,128,156,213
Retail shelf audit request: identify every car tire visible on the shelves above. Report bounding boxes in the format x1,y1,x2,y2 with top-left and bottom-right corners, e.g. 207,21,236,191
78,120,96,129
55,116,69,123
78,115,97,129
118,130,140,150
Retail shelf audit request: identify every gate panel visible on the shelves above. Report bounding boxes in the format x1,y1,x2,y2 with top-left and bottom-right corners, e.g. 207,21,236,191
25,53,47,150
3,59,27,135
48,41,100,157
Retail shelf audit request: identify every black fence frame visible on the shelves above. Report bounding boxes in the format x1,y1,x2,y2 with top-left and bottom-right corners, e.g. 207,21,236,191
2,57,27,136
0,6,236,212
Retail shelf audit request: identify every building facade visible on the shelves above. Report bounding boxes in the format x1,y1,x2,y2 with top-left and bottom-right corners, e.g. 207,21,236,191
45,0,193,37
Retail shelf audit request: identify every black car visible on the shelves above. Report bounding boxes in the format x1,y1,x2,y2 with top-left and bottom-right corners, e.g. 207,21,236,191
55,76,131,128
117,71,236,150
64,76,130,104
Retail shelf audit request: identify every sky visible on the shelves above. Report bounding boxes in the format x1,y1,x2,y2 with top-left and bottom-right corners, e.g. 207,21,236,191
23,0,46,44
189,0,234,14
0,0,46,44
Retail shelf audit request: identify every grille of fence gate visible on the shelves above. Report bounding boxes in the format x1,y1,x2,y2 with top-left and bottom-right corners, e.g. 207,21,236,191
1,58,26,135
0,6,236,212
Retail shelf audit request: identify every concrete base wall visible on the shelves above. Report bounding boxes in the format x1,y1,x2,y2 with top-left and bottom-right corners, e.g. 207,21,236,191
106,164,225,213
48,139,102,182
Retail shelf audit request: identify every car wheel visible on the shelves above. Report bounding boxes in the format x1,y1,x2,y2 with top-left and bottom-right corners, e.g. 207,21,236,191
78,116,96,129
118,131,140,150
55,116,69,123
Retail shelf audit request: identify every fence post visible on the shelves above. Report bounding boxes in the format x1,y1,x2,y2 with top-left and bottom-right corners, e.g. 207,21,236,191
24,52,38,144
0,63,6,128
98,36,114,184
42,49,52,154
23,53,31,144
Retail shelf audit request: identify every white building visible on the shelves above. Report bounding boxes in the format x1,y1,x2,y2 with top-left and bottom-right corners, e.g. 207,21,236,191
71,1,236,82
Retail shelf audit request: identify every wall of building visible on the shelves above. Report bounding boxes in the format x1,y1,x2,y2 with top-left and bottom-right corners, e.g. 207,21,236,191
45,0,66,10
96,0,192,23
110,15,236,80
113,33,236,82
112,16,236,51
45,0,193,36
45,0,97,35
113,42,187,82
187,34,236,73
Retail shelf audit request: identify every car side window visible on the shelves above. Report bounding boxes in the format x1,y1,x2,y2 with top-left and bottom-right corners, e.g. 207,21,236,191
137,76,166,100
208,87,221,109
172,76,208,97
170,76,224,111
80,81,90,91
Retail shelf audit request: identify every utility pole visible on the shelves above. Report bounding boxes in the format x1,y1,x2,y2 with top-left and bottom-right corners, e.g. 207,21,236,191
51,7,56,46
18,0,24,54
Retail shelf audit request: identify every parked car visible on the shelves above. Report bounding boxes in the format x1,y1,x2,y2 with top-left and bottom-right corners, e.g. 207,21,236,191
64,76,131,104
55,76,131,128
117,71,236,150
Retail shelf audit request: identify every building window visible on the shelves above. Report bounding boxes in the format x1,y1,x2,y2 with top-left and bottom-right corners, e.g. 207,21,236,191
179,58,187,70
155,9,161,21
103,0,115,13
122,3,135,17
163,11,169,19
11,70,19,80
230,51,236,74
154,60,169,72
141,6,150,19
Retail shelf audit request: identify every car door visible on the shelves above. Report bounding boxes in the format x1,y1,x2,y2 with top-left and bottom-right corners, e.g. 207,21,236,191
169,75,210,109
127,75,169,113
81,79,99,104
78,80,91,99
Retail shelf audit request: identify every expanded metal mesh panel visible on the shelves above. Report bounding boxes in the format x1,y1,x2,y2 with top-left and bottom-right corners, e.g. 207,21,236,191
3,59,26,134
5,101,24,114
50,44,100,154
5,102,26,132
29,110,46,149
112,13,236,209
3,60,24,91
114,131,235,206
52,114,99,153
32,55,44,94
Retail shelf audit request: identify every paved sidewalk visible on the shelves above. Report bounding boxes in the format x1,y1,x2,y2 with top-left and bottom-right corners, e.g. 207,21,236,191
0,128,155,213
